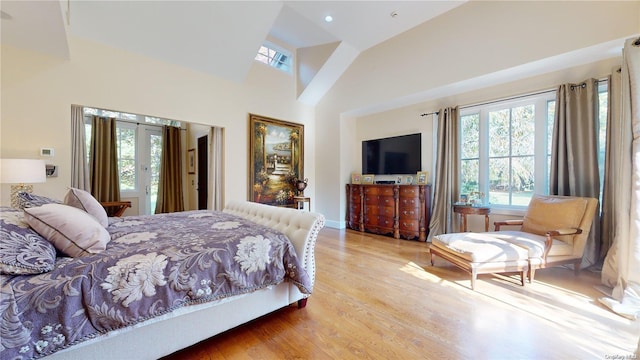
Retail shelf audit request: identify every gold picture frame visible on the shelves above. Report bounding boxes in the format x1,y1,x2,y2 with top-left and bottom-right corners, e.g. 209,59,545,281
351,173,362,184
362,174,375,184
249,113,304,207
416,171,429,185
187,148,196,174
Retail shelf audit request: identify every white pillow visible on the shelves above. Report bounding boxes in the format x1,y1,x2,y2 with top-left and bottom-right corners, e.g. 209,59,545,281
24,204,110,257
64,188,109,227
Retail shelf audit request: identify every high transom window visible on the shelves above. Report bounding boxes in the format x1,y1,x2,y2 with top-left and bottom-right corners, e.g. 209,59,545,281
255,42,292,73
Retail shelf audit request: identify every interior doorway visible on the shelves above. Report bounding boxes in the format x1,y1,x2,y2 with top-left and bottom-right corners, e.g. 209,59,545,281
197,136,209,210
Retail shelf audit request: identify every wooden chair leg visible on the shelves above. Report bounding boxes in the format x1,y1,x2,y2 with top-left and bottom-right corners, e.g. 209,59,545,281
573,259,581,276
519,271,525,286
529,268,536,283
430,251,435,266
471,269,477,290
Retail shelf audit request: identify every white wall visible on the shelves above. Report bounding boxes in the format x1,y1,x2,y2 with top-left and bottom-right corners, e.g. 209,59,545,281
0,35,316,208
315,1,640,228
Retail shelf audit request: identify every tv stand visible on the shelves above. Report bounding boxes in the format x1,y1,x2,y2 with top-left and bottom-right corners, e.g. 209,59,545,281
345,184,431,241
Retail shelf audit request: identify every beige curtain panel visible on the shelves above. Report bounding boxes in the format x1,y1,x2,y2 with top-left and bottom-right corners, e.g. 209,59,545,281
71,105,90,191
600,72,620,263
428,107,460,241
208,126,224,211
550,78,601,268
90,116,120,204
599,37,640,321
155,125,185,214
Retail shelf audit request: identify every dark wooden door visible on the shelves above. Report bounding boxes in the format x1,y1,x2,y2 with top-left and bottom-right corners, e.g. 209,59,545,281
197,136,208,210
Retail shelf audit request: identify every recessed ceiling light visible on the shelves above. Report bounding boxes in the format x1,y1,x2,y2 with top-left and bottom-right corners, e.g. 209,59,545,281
324,15,333,23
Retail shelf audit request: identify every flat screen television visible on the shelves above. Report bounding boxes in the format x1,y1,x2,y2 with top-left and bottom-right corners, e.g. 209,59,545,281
362,133,422,175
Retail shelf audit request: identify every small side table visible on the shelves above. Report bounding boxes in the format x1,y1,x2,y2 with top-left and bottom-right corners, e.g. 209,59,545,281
453,205,491,232
293,196,310,211
100,201,132,217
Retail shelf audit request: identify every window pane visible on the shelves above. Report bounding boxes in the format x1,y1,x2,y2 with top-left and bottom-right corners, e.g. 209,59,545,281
254,43,292,74
461,159,479,195
149,134,162,213
511,105,534,156
117,127,136,191
512,156,534,205
488,109,510,157
489,157,509,205
461,114,479,159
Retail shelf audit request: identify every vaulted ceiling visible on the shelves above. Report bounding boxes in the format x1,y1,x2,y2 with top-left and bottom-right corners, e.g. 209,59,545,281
0,1,465,105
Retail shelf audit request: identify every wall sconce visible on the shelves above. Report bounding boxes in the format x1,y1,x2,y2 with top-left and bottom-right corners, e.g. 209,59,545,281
0,158,46,208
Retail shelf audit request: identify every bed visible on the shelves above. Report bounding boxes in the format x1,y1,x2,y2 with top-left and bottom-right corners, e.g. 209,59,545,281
0,196,325,360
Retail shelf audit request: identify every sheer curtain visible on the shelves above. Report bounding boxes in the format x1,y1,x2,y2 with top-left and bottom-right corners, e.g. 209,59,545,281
599,37,640,321
71,105,90,191
550,78,600,267
155,125,184,214
428,107,460,241
90,116,120,204
600,73,617,262
208,126,224,211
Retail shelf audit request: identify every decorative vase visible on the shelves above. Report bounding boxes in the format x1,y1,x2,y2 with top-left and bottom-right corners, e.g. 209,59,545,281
295,178,308,196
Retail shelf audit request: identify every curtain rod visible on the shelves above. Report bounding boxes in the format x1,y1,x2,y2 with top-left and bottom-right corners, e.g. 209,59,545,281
420,77,610,118
420,88,554,117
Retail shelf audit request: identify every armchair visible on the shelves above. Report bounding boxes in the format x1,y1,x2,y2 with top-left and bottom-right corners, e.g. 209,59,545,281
429,194,598,289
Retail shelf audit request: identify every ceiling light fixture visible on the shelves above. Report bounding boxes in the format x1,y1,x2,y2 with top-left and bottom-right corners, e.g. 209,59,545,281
324,15,333,23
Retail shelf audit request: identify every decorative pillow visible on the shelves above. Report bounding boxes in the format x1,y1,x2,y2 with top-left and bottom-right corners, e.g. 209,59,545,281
64,188,109,227
15,192,61,210
24,204,110,257
0,206,56,275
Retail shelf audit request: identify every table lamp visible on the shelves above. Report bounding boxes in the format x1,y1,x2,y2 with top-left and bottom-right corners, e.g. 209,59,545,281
0,158,46,208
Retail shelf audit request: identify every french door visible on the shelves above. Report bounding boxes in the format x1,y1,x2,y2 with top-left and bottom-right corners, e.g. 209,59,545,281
116,123,162,215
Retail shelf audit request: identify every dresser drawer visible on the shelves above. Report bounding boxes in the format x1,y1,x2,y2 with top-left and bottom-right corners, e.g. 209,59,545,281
377,216,395,229
399,219,420,231
398,207,420,220
379,206,394,217
364,195,379,205
364,186,395,196
399,197,419,207
379,195,394,207
399,186,419,197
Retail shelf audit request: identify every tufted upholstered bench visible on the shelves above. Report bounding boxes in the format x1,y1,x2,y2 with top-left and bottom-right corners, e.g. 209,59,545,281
430,232,530,289
429,195,598,290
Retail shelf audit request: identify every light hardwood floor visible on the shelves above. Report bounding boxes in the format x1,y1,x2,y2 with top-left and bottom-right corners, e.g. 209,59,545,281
164,228,639,359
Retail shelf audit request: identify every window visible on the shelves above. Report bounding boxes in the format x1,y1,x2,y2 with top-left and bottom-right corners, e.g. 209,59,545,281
254,42,292,73
460,93,556,208
461,84,608,210
83,107,179,214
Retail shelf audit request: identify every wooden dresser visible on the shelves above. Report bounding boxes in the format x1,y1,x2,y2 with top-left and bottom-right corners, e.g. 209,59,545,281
346,184,431,241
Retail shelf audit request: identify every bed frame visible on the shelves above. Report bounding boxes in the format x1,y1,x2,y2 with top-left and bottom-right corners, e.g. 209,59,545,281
46,200,325,360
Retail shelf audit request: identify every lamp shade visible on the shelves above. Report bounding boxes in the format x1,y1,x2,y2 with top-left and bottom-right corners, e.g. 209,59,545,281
0,159,46,184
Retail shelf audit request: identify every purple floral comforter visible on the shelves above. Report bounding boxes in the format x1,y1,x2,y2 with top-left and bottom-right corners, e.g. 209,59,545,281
1,210,311,359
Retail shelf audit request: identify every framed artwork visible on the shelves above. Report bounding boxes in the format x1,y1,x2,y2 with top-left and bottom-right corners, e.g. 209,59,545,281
404,175,414,184
187,148,196,174
362,174,375,184
351,173,362,184
249,113,304,206
416,171,429,185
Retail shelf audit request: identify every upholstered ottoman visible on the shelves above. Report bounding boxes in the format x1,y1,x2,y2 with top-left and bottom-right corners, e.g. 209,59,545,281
430,232,530,290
